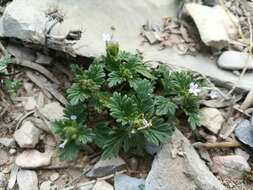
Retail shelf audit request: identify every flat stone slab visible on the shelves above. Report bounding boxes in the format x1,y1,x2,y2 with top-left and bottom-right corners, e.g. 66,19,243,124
145,129,225,190
1,0,253,90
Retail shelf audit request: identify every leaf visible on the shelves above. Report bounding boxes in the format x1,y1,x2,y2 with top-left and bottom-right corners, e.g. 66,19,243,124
78,128,94,144
155,96,177,116
0,55,11,73
67,83,89,105
101,128,132,159
86,64,105,85
59,141,80,161
143,117,173,145
186,112,200,130
108,71,124,87
133,80,154,117
108,92,138,125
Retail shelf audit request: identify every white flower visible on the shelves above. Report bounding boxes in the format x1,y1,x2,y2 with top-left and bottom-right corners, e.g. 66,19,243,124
209,90,218,99
189,82,201,96
102,33,112,42
143,118,148,128
70,115,77,120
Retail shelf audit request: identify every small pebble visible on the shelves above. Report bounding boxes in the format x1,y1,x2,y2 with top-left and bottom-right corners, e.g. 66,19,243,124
50,173,59,182
9,149,16,155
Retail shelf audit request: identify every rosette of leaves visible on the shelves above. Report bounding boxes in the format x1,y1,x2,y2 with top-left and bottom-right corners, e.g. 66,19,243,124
155,65,204,129
52,41,204,160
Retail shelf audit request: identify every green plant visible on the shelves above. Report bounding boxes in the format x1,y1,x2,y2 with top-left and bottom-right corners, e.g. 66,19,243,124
52,37,204,160
0,55,21,97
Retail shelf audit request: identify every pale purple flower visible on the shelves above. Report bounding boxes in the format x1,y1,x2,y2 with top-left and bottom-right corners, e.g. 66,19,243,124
58,140,68,149
102,33,112,42
70,115,77,120
209,91,218,99
189,82,201,96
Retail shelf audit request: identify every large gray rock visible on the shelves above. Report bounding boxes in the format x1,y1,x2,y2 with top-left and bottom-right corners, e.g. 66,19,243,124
16,150,52,168
114,174,145,190
212,155,251,177
86,156,126,178
185,3,238,49
145,129,225,190
1,0,253,91
17,170,38,190
14,121,41,148
217,51,253,70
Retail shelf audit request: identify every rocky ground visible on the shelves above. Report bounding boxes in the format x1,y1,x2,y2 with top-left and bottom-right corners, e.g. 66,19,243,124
0,0,253,190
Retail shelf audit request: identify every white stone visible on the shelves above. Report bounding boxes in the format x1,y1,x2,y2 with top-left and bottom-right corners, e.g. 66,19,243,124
0,137,16,147
50,172,59,182
40,102,64,122
17,170,38,190
23,97,37,111
145,129,225,190
14,121,41,148
235,148,250,161
185,3,238,49
93,181,113,190
217,51,253,70
16,150,52,168
199,108,224,134
212,155,251,177
9,148,17,155
40,181,58,190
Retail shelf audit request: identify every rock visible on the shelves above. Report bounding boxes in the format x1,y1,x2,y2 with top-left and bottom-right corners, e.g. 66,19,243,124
251,113,253,126
217,51,253,70
2,1,46,43
235,148,250,161
79,185,93,190
0,172,7,189
144,141,160,155
0,137,16,147
9,148,17,155
23,97,37,111
197,147,212,163
145,129,225,190
212,155,251,177
185,3,238,49
16,150,52,168
0,150,9,166
40,181,58,190
114,174,145,190
86,156,126,178
14,121,41,148
35,52,52,65
93,181,113,190
39,102,64,122
6,44,36,61
50,173,59,182
127,157,138,171
17,170,38,190
8,164,19,189
23,82,34,93
199,108,224,134
235,119,253,148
